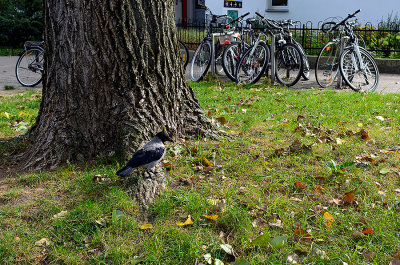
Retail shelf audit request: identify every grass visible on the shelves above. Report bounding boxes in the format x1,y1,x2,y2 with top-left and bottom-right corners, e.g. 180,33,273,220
0,82,400,264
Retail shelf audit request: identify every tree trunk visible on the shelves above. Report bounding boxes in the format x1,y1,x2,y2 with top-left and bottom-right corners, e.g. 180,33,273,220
22,0,215,170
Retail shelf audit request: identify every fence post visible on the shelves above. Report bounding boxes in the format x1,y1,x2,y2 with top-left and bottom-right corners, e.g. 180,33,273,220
301,24,306,53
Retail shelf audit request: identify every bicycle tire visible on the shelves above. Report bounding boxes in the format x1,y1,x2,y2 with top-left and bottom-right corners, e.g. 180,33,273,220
294,41,310,80
178,40,189,68
222,42,249,82
315,41,341,88
190,41,212,81
235,42,270,84
275,43,303,86
339,47,379,92
15,47,44,87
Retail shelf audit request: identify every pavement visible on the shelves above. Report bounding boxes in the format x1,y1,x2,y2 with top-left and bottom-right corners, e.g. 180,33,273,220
1,56,400,95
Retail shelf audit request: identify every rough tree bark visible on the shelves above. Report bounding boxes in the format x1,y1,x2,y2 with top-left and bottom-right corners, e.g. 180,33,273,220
22,0,216,170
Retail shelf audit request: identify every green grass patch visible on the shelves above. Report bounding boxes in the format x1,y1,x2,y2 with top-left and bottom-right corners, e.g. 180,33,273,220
0,83,400,264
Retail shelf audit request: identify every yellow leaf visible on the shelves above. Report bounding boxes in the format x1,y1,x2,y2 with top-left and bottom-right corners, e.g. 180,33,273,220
357,123,363,127
140,224,153,230
203,214,219,220
4,112,10,119
177,215,194,226
323,212,333,227
200,157,214,167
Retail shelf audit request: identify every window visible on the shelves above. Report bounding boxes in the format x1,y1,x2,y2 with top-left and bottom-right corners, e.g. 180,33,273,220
267,0,289,12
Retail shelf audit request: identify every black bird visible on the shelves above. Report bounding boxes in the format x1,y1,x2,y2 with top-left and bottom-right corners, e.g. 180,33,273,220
116,131,174,177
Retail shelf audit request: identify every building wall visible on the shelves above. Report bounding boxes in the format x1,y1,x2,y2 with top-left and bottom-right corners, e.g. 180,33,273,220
205,0,400,25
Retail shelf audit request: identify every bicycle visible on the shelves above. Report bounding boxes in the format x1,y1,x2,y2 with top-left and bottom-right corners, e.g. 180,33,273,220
316,10,379,92
15,41,44,87
190,6,236,81
236,13,304,86
221,14,254,81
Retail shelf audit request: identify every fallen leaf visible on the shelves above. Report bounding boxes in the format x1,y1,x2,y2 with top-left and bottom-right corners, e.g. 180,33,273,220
330,198,343,206
360,129,370,141
270,236,288,249
379,168,391,175
200,157,214,167
268,219,283,229
204,253,212,264
220,243,234,256
52,210,68,220
362,227,374,235
294,228,311,241
216,117,227,125
140,224,153,230
323,212,333,227
14,236,20,242
315,185,322,195
177,215,194,226
287,252,302,264
343,189,356,204
383,201,389,209
295,180,306,189
375,116,385,121
35,238,52,247
203,215,219,220
252,234,271,247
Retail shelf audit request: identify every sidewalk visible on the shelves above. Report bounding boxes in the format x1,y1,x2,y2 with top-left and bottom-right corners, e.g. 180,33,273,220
1,56,400,95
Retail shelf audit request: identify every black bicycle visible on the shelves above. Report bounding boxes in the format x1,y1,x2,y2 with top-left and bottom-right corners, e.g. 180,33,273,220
15,41,44,87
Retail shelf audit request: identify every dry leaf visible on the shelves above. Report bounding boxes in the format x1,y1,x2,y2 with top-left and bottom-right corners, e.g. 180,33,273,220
343,189,356,204
216,117,227,124
295,180,306,189
362,227,374,235
294,228,311,241
203,215,219,221
52,210,68,220
140,224,153,230
360,129,370,141
315,185,322,195
177,215,194,226
316,176,326,183
323,212,333,227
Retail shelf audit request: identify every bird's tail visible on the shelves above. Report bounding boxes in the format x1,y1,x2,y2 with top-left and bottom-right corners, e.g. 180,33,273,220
116,165,135,177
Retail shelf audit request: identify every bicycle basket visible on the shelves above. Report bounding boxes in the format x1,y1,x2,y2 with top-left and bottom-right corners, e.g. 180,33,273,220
206,14,230,33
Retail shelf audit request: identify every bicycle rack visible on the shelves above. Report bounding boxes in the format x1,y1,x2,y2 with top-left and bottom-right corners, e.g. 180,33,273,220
335,36,346,89
270,35,276,84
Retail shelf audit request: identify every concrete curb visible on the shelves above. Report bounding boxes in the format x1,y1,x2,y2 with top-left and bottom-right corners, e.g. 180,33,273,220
306,55,400,74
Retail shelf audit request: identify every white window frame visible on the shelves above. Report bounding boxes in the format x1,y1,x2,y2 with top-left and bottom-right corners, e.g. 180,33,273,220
266,0,289,12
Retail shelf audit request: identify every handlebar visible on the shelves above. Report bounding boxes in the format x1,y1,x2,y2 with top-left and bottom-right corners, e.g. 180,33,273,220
255,12,282,30
330,9,361,32
230,12,250,24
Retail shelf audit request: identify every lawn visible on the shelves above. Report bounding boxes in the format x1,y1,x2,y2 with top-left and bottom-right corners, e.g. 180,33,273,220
0,83,400,264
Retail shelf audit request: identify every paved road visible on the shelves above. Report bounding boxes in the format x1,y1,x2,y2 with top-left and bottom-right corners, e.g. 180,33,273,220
1,56,399,94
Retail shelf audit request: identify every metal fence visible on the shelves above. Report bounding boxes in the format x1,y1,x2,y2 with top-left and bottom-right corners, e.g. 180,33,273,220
177,20,400,58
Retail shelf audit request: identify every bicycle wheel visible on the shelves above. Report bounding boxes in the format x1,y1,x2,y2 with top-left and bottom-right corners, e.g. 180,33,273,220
339,47,379,92
15,47,44,87
235,42,270,84
275,43,303,86
294,41,310,80
315,41,340,88
178,40,189,68
222,42,249,82
190,41,212,81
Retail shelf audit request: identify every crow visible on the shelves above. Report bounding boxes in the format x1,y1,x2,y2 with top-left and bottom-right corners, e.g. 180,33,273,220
116,131,174,177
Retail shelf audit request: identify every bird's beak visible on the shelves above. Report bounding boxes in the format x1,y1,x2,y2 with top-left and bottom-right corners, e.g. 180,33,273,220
167,136,174,143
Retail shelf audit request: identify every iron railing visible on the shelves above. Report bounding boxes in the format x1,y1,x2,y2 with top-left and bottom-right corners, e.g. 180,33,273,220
177,20,400,58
